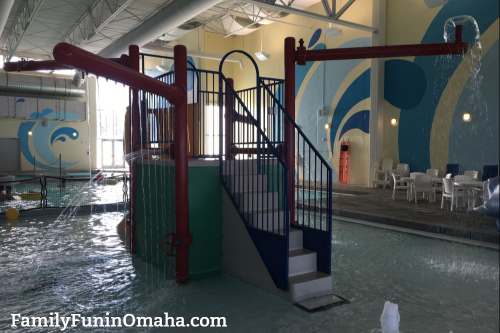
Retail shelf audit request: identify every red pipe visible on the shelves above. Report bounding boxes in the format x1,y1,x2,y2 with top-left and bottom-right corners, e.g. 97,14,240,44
296,25,467,65
225,78,234,160
3,56,130,72
173,44,192,285
128,45,139,254
52,42,183,105
284,37,296,224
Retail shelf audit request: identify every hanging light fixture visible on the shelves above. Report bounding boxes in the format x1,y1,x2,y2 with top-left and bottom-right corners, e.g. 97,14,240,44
390,118,398,126
255,26,271,61
463,113,472,122
324,23,343,38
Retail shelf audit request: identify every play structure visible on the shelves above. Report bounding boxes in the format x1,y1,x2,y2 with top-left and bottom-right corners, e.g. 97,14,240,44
3,23,468,302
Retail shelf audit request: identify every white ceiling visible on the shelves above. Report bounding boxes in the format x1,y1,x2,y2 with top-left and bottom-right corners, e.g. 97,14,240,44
0,0,347,61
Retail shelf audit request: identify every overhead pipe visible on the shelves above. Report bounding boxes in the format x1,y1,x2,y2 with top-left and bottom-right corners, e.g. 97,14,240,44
0,71,85,97
98,0,222,58
3,55,131,72
141,43,245,69
53,42,184,105
296,25,468,64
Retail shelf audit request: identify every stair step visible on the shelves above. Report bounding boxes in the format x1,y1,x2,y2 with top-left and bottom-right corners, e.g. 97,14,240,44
250,209,285,231
222,160,277,175
289,248,317,277
236,191,278,212
229,174,268,193
289,271,332,302
289,228,303,251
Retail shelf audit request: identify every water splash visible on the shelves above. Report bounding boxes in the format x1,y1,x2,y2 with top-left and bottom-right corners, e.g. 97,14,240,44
443,15,482,74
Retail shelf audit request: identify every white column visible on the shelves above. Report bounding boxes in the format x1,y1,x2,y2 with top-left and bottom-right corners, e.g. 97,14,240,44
369,0,386,187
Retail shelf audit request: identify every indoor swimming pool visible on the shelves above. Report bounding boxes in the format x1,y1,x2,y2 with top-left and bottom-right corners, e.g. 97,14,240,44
0,178,126,213
0,212,497,332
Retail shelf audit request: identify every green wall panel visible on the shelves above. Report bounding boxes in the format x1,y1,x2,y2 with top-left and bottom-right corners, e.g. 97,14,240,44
134,163,222,281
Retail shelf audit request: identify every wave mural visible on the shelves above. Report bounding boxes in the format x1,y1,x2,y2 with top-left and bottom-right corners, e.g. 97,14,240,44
17,108,82,170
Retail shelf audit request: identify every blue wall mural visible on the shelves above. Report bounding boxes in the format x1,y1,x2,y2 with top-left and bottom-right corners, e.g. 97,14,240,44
394,0,499,174
295,32,372,183
17,109,82,170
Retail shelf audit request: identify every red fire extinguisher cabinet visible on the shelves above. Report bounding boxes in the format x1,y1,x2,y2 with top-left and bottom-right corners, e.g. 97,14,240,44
339,141,349,184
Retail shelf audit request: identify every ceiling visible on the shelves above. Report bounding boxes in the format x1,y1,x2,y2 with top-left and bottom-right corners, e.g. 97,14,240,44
0,0,366,61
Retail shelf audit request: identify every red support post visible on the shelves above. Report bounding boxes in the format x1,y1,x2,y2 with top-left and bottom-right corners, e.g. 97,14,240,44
284,37,296,224
128,45,140,254
173,44,192,285
225,78,234,160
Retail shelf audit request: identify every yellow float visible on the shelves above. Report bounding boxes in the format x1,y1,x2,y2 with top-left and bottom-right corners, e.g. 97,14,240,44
103,178,118,185
20,191,42,200
5,208,19,220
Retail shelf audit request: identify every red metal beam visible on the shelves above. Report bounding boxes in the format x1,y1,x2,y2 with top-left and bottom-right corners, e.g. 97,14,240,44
296,25,468,65
173,44,192,285
52,42,183,104
3,56,130,72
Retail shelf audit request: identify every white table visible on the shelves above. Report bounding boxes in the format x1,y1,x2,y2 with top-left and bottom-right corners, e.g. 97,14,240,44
453,179,484,211
401,177,442,202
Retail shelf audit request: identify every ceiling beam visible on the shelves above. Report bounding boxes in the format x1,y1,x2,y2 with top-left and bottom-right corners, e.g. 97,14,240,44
238,0,376,32
333,0,355,20
3,0,45,61
320,0,332,16
62,0,134,48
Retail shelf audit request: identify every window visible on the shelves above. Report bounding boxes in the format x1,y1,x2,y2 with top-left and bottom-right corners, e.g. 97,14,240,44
95,77,129,169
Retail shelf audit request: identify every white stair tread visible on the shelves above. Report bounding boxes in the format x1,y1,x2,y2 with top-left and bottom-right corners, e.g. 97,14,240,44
289,248,315,257
289,271,331,285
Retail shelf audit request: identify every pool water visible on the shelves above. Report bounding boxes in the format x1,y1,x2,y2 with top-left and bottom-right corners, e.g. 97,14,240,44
0,180,126,213
0,212,498,332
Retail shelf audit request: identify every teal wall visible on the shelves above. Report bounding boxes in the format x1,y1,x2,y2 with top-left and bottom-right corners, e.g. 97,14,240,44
390,0,499,175
134,163,222,280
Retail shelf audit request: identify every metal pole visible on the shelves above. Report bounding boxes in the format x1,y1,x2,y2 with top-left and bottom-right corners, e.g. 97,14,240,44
129,44,140,254
174,44,192,284
284,37,296,224
225,78,234,160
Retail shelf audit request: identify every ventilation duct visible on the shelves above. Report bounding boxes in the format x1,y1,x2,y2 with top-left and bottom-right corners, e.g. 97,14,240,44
158,20,202,42
98,0,222,58
0,0,15,36
0,72,85,98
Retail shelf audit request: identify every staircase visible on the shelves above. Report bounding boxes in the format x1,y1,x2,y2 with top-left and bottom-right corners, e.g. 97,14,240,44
223,159,332,302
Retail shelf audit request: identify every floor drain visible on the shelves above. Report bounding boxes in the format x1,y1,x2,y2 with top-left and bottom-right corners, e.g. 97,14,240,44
295,294,350,313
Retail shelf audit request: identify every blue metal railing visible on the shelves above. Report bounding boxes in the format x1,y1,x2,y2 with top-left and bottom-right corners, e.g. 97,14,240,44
219,74,290,291
259,78,333,276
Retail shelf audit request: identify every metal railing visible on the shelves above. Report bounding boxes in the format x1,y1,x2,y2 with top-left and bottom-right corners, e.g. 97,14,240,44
220,74,290,291
259,78,333,275
0,175,127,214
140,54,224,159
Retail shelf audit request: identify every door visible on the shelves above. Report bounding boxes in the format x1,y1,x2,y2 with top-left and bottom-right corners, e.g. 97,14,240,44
0,138,21,172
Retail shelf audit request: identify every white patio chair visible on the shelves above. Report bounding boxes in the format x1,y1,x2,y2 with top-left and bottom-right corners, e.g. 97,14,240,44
472,181,488,208
414,175,433,203
441,177,466,211
426,169,439,177
464,170,478,180
445,173,452,178
407,172,424,201
372,157,393,189
392,173,409,200
453,175,471,207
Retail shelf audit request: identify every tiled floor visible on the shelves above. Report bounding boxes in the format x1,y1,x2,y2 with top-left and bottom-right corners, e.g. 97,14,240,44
300,184,499,245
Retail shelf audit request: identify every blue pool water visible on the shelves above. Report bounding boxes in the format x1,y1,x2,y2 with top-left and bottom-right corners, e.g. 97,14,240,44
0,212,498,332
